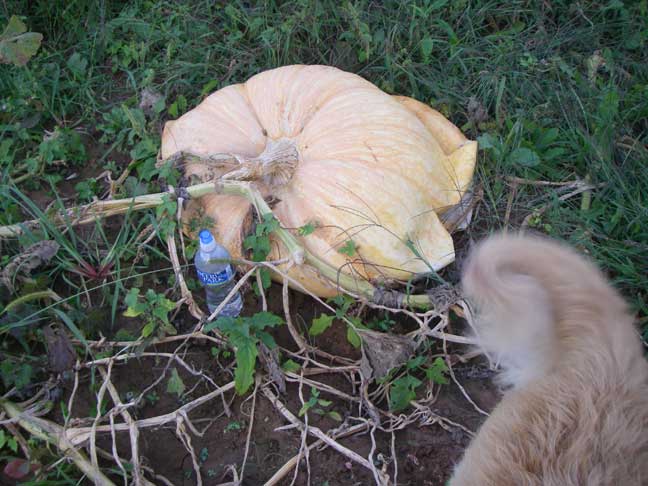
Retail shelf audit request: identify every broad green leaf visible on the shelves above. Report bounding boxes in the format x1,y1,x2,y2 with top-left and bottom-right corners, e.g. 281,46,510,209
248,311,284,330
297,221,317,236
200,79,219,96
234,340,257,395
338,239,357,257
407,355,425,370
166,368,185,397
124,288,140,308
346,325,361,348
141,321,156,338
389,375,422,411
328,411,342,422
257,330,277,349
160,321,177,336
282,359,301,373
508,147,540,167
345,316,366,349
204,316,238,333
317,399,332,407
298,402,311,417
123,306,144,317
309,314,334,336
7,437,17,453
0,16,43,66
425,357,450,385
0,430,5,448
420,37,434,61
66,52,87,77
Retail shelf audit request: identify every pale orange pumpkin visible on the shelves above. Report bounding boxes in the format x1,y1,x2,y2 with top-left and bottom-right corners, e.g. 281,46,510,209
160,65,476,297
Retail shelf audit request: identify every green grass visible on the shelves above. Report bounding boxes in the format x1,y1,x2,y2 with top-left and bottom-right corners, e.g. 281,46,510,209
8,1,644,309
0,0,647,480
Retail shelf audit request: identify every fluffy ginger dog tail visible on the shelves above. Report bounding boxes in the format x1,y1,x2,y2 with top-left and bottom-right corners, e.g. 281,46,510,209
462,233,641,389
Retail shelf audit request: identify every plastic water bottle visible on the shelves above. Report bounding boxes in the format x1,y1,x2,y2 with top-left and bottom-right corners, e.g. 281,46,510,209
195,229,243,318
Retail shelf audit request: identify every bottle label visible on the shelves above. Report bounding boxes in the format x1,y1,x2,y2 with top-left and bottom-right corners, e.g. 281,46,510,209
197,266,232,285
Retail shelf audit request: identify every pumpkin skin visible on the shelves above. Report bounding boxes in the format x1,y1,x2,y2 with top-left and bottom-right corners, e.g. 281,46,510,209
161,65,477,297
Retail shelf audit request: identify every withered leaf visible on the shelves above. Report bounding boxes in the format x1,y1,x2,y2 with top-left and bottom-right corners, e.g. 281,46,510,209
0,16,43,67
42,325,76,374
1,240,60,292
358,329,416,382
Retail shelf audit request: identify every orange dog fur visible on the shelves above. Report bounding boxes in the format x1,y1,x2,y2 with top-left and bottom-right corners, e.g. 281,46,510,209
449,233,648,486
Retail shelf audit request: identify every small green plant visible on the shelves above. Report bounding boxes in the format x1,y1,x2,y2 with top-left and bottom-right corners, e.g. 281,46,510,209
145,391,160,406
337,239,357,257
297,221,318,236
332,294,367,348
224,420,242,433
166,368,185,398
199,447,209,464
0,429,19,454
389,375,422,412
282,358,301,373
388,356,450,411
0,359,34,392
123,288,177,338
243,213,280,294
154,195,177,239
298,387,341,422
204,312,284,394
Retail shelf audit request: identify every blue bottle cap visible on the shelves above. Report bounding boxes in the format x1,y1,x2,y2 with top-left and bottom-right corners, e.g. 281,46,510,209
199,229,213,244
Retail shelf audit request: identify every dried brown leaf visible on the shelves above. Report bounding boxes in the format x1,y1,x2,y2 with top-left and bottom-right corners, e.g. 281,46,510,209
1,240,60,292
42,325,76,374
359,329,416,382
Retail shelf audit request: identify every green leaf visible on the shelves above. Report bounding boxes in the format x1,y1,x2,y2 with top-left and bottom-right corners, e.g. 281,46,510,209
0,16,43,66
309,314,334,336
152,97,166,114
200,79,219,97
257,330,277,349
204,316,238,333
123,306,144,317
282,359,301,373
389,375,422,411
338,239,357,257
477,133,498,150
317,399,332,407
248,311,284,330
7,437,17,453
298,402,311,417
328,411,342,422
0,430,5,448
166,368,185,397
420,37,434,61
407,355,425,370
508,147,540,167
141,321,156,338
297,221,317,236
234,339,258,395
66,52,87,77
124,288,140,308
425,357,450,385
346,325,361,348
160,321,177,336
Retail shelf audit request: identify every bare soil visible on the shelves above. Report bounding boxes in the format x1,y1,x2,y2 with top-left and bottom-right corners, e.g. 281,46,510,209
37,283,499,486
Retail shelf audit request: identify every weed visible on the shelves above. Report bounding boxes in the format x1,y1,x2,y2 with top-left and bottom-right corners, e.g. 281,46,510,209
204,311,284,394
123,288,176,339
299,387,342,421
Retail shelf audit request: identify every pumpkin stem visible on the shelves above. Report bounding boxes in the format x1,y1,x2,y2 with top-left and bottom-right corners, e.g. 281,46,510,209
221,138,299,188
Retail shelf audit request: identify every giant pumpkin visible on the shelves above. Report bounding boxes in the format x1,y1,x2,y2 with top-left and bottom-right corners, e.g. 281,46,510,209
160,65,477,297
